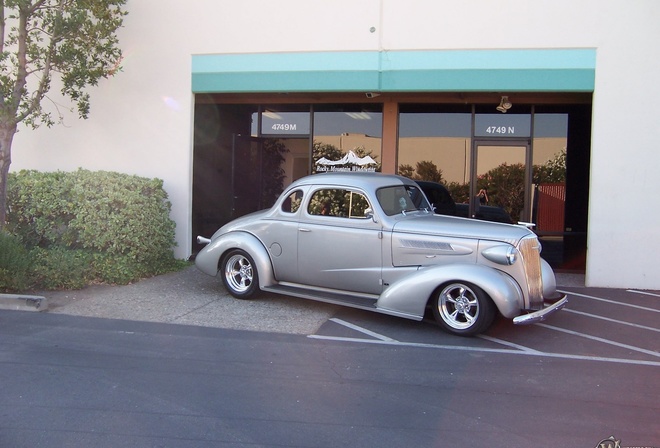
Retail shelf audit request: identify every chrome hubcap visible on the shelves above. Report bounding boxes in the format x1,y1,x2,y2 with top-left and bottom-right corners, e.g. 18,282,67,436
225,254,253,292
439,284,479,330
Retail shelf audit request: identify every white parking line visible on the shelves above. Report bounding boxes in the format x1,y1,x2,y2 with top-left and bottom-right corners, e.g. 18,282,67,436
314,319,660,367
537,323,660,358
307,334,660,367
564,309,660,333
627,290,660,298
558,290,660,312
477,334,542,354
329,318,398,342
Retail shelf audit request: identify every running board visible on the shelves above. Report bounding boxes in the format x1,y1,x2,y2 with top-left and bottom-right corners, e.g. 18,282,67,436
262,284,378,312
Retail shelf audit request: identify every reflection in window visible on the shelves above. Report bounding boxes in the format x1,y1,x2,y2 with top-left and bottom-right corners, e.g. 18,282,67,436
398,108,472,204
313,106,383,174
532,114,568,235
308,189,370,218
251,105,311,188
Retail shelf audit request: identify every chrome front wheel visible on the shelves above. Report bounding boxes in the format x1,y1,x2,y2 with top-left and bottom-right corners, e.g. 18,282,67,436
221,249,259,299
432,282,495,336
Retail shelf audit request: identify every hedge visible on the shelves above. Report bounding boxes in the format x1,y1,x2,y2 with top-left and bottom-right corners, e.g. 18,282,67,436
0,231,31,292
4,169,182,289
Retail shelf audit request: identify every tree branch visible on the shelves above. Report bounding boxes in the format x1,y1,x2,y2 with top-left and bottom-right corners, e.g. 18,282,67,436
1,1,5,55
15,1,61,124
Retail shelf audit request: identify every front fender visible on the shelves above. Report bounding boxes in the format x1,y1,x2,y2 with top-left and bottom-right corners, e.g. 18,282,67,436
194,231,276,289
541,257,559,299
377,264,524,320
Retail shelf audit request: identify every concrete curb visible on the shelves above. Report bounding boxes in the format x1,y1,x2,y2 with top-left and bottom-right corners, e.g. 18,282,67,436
0,294,48,312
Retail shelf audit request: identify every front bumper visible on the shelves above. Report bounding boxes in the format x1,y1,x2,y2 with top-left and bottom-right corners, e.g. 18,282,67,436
512,294,568,325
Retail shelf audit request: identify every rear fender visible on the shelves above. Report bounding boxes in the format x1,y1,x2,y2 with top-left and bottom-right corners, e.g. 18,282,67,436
377,264,523,320
195,232,276,289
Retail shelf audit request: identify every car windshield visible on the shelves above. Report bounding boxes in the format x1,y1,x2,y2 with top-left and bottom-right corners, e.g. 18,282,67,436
376,185,431,216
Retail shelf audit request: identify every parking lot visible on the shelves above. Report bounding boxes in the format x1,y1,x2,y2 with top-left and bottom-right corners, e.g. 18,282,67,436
31,266,660,367
311,286,660,367
3,268,658,447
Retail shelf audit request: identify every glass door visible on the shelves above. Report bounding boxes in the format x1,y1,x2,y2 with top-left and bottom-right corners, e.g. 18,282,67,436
230,135,294,218
470,141,531,223
231,135,263,219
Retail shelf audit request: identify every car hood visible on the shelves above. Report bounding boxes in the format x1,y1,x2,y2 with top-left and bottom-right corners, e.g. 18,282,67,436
392,213,532,246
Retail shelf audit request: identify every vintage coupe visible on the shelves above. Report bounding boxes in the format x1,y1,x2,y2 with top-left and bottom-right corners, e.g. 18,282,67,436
195,172,567,336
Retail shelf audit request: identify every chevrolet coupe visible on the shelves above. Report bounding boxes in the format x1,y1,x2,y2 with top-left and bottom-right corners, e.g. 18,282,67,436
195,172,567,336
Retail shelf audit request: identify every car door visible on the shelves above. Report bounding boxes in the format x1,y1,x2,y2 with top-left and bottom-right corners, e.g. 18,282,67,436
266,188,305,283
297,187,383,295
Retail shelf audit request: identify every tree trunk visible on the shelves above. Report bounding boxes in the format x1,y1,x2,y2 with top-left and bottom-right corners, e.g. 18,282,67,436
0,122,17,230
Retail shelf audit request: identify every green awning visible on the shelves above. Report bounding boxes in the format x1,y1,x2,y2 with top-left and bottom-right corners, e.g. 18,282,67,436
192,49,596,93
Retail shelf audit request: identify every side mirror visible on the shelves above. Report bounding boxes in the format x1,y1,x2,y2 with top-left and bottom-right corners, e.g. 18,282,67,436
365,208,377,222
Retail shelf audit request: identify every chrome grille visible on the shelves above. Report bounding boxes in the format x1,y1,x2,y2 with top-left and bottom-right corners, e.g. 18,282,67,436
518,236,543,309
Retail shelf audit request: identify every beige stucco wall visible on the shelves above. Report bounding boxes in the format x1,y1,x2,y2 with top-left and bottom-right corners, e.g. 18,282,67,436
10,0,660,288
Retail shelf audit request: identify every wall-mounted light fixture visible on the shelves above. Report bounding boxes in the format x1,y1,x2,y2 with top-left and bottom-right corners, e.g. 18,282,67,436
496,96,512,113
365,92,380,98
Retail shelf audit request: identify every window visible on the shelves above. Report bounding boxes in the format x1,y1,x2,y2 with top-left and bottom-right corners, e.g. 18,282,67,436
313,105,383,174
398,105,472,189
308,189,370,218
281,190,303,213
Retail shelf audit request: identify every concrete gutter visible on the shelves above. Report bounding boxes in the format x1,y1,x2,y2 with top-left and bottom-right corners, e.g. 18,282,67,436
0,294,48,312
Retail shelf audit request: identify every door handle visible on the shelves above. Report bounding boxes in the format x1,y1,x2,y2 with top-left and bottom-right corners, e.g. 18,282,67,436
299,228,311,232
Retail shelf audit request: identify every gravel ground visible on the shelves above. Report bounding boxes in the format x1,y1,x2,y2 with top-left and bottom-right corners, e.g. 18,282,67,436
41,266,339,335
36,266,584,335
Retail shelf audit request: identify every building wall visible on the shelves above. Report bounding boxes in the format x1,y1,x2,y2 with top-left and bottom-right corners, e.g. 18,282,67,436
10,0,660,289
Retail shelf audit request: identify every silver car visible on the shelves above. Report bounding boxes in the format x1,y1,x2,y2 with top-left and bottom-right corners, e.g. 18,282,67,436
195,172,567,336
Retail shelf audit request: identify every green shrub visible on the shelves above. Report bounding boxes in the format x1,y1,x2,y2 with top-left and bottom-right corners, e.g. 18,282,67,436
29,247,94,290
68,170,177,268
0,231,32,292
6,171,78,248
7,169,180,287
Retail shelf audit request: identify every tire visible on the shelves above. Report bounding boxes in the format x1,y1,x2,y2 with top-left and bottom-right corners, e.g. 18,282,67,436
432,282,495,336
221,249,260,299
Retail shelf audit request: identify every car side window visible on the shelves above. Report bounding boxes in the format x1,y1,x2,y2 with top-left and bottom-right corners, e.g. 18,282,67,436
281,190,303,213
308,188,370,219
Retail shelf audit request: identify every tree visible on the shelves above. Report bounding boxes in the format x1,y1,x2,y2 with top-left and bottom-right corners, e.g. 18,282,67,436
0,0,127,228
414,160,443,183
398,163,414,179
533,148,567,184
312,141,342,173
398,160,443,183
478,163,526,221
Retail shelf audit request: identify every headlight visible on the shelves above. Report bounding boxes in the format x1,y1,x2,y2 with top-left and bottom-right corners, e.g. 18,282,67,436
506,246,518,265
482,245,518,266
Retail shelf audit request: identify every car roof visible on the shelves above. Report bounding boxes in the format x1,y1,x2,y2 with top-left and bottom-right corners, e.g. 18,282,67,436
289,172,415,190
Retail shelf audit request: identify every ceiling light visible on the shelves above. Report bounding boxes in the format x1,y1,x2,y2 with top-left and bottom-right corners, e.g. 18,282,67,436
262,111,283,119
345,112,372,120
496,96,512,113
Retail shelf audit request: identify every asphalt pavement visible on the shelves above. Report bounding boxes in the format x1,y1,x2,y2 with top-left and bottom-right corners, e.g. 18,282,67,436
1,265,586,334
3,268,658,448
